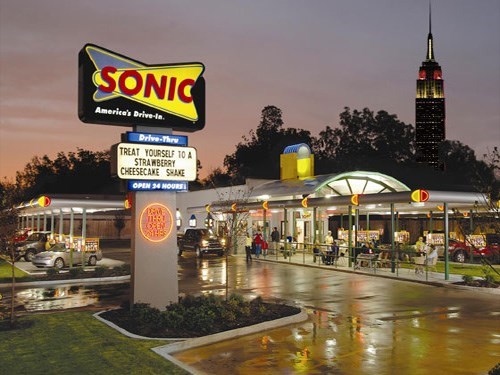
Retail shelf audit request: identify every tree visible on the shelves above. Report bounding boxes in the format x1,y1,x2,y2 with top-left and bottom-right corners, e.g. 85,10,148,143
313,107,415,174
15,148,117,199
224,106,315,182
0,180,20,326
113,212,126,239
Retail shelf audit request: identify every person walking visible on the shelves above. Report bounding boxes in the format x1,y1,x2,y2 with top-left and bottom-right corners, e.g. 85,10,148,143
254,232,263,258
245,232,253,262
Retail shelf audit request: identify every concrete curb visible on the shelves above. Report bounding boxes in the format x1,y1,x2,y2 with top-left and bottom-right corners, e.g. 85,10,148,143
153,309,308,355
0,275,130,289
94,307,308,375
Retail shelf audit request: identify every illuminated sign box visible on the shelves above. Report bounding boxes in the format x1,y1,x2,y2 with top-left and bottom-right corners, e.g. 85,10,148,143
126,132,188,146
111,143,197,181
127,180,188,191
78,44,205,132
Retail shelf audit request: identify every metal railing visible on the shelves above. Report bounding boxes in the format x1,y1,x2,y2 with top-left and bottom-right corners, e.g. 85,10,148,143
259,241,455,282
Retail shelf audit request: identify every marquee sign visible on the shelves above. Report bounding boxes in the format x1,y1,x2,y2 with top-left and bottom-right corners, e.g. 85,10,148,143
78,44,205,132
111,143,197,181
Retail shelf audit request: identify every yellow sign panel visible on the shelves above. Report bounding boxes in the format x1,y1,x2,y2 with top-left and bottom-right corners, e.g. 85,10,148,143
86,45,204,122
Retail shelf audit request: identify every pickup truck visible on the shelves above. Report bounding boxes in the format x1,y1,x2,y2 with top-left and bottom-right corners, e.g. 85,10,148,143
177,229,226,258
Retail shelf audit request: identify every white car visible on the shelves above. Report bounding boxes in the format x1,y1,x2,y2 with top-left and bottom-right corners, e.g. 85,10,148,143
32,243,103,269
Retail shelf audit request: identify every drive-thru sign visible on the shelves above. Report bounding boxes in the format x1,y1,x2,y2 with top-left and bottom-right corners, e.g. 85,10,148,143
111,143,197,181
78,43,205,309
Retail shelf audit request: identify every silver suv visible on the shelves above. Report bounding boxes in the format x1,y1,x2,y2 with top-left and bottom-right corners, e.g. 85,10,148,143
15,231,52,262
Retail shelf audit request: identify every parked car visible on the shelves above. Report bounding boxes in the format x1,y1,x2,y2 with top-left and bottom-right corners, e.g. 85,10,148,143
477,234,500,264
435,239,472,263
32,243,103,269
177,228,225,258
436,235,500,264
13,228,31,243
14,231,52,262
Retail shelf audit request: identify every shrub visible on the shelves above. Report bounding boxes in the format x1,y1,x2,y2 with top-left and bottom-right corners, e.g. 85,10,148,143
131,303,162,325
462,274,474,284
69,267,84,278
489,362,500,375
484,273,497,286
46,268,59,277
94,266,108,277
112,264,130,276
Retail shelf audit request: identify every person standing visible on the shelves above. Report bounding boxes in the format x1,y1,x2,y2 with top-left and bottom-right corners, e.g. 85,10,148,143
324,231,334,265
271,227,280,255
324,231,334,250
245,232,253,262
254,232,263,259
415,236,425,254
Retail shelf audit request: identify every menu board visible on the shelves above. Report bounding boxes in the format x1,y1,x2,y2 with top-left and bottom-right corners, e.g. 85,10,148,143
337,230,381,243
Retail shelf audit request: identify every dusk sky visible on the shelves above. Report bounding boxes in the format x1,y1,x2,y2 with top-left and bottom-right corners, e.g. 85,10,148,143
1,0,499,181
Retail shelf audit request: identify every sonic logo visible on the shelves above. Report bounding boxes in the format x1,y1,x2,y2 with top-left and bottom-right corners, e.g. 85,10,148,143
86,45,204,121
79,44,206,131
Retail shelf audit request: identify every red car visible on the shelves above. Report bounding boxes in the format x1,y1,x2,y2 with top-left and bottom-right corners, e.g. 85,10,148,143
438,239,484,263
477,234,500,264
13,229,31,243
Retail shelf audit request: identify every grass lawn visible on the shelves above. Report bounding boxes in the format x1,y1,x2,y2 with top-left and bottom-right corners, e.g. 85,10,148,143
0,258,32,282
399,259,500,280
0,311,188,374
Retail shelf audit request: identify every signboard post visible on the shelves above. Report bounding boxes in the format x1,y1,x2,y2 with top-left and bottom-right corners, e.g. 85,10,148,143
129,127,180,309
78,44,205,309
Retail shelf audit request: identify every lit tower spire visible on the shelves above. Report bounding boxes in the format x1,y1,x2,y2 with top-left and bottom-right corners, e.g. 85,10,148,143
415,1,446,169
427,1,435,61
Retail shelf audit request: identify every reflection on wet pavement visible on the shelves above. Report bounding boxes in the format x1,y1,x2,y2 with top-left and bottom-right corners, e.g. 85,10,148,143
2,282,129,313
175,305,500,374
173,256,500,374
2,252,499,373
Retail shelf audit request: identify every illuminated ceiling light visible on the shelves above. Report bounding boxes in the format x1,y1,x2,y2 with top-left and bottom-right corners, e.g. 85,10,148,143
259,194,270,200
411,202,425,207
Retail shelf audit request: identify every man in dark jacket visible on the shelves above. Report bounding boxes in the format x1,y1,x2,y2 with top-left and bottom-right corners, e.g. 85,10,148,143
270,227,280,255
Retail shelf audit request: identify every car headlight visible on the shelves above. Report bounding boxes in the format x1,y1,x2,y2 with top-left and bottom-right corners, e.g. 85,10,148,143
202,240,209,247
220,238,226,245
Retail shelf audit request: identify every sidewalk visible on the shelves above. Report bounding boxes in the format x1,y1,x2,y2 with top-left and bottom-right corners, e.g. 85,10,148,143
243,251,500,295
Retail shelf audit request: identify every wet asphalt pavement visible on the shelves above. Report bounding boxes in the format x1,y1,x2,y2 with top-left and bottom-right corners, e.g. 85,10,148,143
173,255,500,374
2,251,499,374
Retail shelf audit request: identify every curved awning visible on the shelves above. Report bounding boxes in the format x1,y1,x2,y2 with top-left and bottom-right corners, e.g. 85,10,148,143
16,194,126,216
250,171,410,200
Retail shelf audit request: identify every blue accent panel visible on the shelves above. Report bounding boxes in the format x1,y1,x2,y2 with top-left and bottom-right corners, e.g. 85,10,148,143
283,143,311,154
126,132,188,146
127,180,188,191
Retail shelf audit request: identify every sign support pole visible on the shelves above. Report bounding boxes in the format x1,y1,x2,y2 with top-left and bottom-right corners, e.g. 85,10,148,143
130,126,179,310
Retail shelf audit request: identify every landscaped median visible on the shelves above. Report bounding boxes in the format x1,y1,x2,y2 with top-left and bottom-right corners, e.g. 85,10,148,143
1,295,307,375
0,311,189,374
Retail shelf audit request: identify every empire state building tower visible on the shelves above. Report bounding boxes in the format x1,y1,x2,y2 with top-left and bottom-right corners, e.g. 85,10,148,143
415,6,445,169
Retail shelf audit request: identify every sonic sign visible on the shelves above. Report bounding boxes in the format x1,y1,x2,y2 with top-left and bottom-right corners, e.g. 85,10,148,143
78,44,205,131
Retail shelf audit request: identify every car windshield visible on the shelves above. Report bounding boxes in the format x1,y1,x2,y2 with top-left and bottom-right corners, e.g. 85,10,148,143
26,233,43,241
49,243,67,252
206,229,218,238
